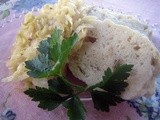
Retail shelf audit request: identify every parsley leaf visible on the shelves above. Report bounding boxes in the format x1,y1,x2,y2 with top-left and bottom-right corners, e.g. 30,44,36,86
37,40,50,57
48,78,73,95
50,33,78,76
63,96,86,120
37,28,62,61
89,64,133,112
49,28,62,62
101,64,133,95
91,90,124,112
60,33,78,63
24,86,68,111
25,54,53,78
88,64,133,95
25,28,78,78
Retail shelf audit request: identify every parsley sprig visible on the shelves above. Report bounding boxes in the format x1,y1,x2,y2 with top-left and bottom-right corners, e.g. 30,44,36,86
24,28,133,120
25,28,79,78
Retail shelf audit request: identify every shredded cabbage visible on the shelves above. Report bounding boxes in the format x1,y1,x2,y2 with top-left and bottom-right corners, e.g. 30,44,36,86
2,0,95,87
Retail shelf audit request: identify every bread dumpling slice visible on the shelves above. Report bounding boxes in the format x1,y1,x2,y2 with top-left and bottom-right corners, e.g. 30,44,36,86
85,6,151,38
68,19,160,100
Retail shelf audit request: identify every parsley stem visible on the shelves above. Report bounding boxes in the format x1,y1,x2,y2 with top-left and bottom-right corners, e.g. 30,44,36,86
60,76,85,91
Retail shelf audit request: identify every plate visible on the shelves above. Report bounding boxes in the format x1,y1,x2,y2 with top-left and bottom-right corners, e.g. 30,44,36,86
0,0,160,120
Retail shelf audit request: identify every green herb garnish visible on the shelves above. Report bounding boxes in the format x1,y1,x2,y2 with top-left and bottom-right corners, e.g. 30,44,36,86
63,96,86,120
89,64,133,112
25,27,78,77
24,28,133,120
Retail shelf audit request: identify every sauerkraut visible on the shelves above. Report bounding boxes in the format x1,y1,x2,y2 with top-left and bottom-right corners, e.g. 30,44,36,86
2,0,95,87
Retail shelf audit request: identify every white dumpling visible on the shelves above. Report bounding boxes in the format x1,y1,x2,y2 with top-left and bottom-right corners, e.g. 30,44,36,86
69,19,160,100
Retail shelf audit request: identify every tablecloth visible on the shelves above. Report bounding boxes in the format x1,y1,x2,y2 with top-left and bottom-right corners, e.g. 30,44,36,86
0,0,160,120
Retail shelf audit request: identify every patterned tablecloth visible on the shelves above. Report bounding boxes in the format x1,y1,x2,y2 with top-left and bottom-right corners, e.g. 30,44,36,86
0,0,160,120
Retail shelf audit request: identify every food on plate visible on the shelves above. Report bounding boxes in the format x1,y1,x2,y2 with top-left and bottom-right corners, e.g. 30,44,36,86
2,0,160,119
85,6,152,38
69,19,160,100
3,0,160,101
2,0,95,85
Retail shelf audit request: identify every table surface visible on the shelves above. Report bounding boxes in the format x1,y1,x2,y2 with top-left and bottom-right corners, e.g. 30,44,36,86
0,0,160,120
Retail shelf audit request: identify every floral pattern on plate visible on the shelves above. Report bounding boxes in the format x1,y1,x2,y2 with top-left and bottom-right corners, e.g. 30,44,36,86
12,0,56,12
0,0,56,20
1,108,16,120
129,78,160,120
